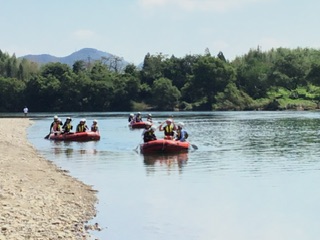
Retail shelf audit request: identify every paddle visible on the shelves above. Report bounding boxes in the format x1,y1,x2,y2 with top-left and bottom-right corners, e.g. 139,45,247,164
191,144,198,150
134,142,142,153
45,122,55,139
134,136,144,153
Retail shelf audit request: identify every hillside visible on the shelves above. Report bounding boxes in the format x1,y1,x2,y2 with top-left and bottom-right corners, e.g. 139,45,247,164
20,48,129,67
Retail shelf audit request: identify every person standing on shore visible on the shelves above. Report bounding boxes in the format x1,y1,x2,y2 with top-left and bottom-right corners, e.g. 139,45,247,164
23,106,28,117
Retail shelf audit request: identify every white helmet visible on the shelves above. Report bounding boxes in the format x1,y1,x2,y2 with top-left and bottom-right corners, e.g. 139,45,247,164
58,118,61,122
148,113,152,117
130,113,134,117
80,118,86,122
54,115,58,120
93,119,98,123
166,118,172,123
177,122,184,128
137,112,141,115
151,126,157,131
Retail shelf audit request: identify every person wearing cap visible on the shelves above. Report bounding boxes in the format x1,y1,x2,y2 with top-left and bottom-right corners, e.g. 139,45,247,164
134,112,142,122
159,118,176,140
76,118,89,132
51,118,63,134
142,122,157,142
49,115,60,133
91,120,99,132
146,113,153,123
128,113,135,123
175,122,188,142
62,117,73,133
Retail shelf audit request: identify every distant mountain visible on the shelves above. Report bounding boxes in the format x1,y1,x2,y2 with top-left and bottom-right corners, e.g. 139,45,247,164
20,48,130,67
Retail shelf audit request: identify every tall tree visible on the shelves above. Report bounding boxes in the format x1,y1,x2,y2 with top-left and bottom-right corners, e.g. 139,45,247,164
234,48,270,99
140,53,165,85
189,55,236,109
151,77,181,110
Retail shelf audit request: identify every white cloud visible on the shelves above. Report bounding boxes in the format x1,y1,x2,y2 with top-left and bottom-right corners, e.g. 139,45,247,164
138,0,268,12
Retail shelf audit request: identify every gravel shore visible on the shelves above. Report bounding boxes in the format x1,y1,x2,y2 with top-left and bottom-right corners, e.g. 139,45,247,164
0,118,98,240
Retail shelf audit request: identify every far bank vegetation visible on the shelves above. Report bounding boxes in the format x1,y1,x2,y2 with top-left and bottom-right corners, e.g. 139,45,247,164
1,47,320,112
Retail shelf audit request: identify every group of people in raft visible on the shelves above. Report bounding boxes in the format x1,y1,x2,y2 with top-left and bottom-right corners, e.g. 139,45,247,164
50,115,99,135
128,112,189,143
49,113,188,142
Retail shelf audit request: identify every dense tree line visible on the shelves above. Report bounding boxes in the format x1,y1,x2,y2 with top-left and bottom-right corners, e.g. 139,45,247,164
1,47,320,112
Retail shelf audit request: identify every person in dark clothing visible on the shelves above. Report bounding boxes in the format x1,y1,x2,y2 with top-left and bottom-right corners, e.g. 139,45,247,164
134,112,142,122
62,117,73,133
128,113,134,123
142,122,157,142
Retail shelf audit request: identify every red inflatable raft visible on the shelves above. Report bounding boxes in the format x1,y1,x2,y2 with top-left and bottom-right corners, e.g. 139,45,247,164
129,121,150,129
140,139,190,153
48,131,100,141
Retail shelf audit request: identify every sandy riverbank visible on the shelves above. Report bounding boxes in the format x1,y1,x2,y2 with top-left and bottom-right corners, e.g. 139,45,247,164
0,118,98,240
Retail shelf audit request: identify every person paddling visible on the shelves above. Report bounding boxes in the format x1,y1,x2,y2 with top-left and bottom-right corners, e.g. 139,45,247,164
142,122,157,142
51,118,62,135
49,116,59,133
175,122,188,142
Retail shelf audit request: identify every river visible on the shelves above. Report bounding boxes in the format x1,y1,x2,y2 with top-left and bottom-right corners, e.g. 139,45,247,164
26,111,320,240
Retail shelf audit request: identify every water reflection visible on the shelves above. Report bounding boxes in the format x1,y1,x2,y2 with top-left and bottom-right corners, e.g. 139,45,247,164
143,152,188,174
53,147,98,157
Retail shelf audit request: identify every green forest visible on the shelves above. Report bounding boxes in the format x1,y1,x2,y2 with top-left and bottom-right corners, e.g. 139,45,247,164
1,47,320,112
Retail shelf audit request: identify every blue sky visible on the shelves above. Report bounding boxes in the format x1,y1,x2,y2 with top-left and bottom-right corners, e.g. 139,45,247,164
1,0,319,65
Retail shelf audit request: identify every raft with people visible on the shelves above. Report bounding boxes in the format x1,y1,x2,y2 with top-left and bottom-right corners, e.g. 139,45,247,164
129,121,151,129
140,139,190,153
45,116,100,141
128,112,153,129
47,131,100,141
139,120,194,153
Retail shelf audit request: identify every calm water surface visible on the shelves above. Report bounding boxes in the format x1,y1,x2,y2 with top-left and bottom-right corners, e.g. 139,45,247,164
26,111,320,240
